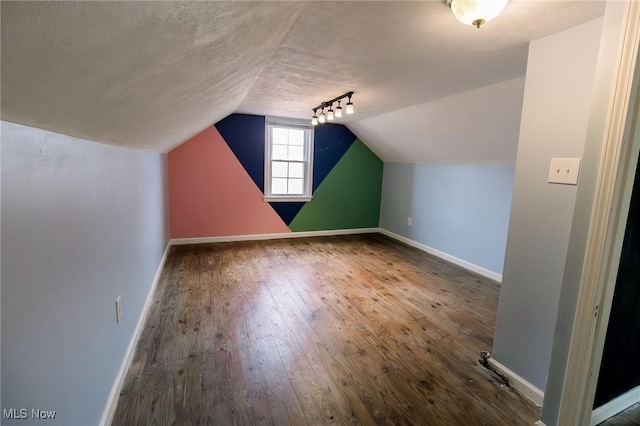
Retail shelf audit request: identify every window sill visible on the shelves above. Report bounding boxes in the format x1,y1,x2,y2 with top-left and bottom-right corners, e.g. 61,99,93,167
264,196,312,203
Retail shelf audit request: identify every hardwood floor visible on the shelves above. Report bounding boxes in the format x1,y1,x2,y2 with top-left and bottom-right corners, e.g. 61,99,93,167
599,402,640,425
112,234,540,425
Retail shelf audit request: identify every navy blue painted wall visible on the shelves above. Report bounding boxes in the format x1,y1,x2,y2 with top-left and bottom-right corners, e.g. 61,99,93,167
214,114,358,225
271,202,305,225
215,114,266,192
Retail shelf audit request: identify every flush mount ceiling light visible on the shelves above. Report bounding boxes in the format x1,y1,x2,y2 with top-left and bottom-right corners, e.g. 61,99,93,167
311,91,354,126
447,0,509,28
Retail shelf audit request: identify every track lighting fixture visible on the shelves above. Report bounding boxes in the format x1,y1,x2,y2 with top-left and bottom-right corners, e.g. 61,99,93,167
310,91,354,125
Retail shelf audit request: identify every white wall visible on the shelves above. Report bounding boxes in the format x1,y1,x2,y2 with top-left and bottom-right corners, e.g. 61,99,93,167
380,163,515,277
492,17,604,394
1,121,169,425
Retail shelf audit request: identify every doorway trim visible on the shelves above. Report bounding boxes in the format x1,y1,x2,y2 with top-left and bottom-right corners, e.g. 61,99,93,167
557,1,640,425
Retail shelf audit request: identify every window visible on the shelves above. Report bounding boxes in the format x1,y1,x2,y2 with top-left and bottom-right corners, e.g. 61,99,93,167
264,118,314,202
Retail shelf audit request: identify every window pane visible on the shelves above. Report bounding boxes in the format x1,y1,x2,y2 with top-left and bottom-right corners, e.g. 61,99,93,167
265,122,313,199
272,161,288,178
288,178,304,195
289,145,304,161
289,162,304,178
272,144,287,160
289,129,304,146
272,128,288,144
272,178,288,194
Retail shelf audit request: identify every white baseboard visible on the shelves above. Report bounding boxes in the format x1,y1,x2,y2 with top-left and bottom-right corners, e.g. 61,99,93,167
99,242,171,426
378,228,503,282
170,227,379,245
591,385,640,426
487,358,544,407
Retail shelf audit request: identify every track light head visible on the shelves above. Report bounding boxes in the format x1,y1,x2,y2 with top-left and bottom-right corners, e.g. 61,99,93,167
346,95,354,115
335,101,343,118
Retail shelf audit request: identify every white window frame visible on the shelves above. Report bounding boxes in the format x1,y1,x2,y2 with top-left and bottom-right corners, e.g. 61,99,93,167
264,117,314,202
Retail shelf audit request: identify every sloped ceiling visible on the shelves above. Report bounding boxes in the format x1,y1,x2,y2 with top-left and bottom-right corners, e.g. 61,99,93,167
1,1,604,161
1,1,304,152
349,77,526,164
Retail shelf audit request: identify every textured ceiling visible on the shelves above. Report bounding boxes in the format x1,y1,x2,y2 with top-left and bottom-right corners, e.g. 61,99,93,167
1,1,304,152
1,1,605,159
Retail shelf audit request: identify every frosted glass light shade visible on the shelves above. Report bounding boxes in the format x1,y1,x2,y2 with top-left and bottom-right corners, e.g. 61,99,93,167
335,106,343,118
449,0,509,28
318,111,326,123
311,115,318,125
346,102,354,114
327,109,334,120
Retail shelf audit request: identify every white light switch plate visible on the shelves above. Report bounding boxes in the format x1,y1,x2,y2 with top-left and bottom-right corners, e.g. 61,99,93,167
548,158,581,185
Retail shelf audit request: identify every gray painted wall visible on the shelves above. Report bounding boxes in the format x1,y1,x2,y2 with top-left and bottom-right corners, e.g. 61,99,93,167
542,3,637,424
492,17,604,393
1,121,169,425
380,162,515,276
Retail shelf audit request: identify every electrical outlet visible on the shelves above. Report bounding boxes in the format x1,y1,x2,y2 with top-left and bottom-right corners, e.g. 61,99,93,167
115,296,122,323
407,217,412,226
548,158,581,185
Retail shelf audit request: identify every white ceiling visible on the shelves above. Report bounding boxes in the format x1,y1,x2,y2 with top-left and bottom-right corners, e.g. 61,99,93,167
350,77,526,164
1,1,605,161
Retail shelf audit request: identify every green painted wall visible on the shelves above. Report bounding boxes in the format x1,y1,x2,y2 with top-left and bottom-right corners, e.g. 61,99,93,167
289,139,383,232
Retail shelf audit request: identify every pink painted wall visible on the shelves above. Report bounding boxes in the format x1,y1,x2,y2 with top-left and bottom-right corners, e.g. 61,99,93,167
168,126,290,238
